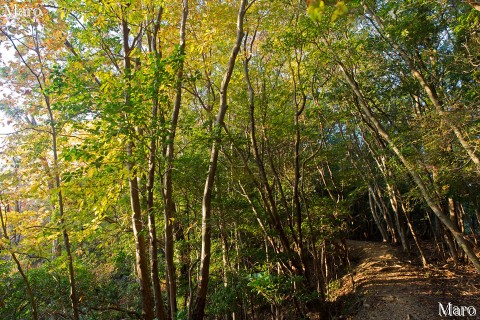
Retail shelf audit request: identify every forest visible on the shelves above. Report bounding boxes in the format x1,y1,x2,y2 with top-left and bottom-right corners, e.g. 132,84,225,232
0,0,479,319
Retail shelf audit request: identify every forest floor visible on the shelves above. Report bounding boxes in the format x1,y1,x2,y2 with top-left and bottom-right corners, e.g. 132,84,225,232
330,240,480,320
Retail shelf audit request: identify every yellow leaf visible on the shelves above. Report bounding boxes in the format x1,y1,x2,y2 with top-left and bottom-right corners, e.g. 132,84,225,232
332,1,348,21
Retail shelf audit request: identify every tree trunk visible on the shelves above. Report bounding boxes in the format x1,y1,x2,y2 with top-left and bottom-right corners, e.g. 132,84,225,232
374,186,397,244
456,201,466,235
401,200,428,267
191,1,247,318
338,62,480,272
287,48,308,261
243,40,297,261
363,4,480,172
145,11,168,317
3,28,80,320
48,92,80,320
466,1,480,11
147,110,167,320
386,185,408,252
123,17,155,320
220,219,233,320
162,2,188,318
368,185,389,242
128,142,156,320
0,206,39,320
376,155,408,252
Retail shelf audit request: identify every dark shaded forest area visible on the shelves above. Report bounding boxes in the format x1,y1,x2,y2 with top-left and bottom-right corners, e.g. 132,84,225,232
0,0,479,319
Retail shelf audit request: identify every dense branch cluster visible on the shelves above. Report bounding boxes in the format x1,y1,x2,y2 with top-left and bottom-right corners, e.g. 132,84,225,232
0,1,479,319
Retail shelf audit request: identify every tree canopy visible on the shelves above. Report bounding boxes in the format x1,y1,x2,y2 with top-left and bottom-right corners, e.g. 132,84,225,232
1,0,479,319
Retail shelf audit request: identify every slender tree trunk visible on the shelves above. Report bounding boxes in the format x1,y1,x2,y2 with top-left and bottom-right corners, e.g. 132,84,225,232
387,186,408,252
374,154,408,251
192,2,247,318
162,2,188,318
363,4,480,172
2,29,80,320
145,11,168,318
128,142,156,320
143,7,168,319
147,108,167,320
374,186,397,244
446,198,460,263
400,200,428,267
449,198,460,231
368,185,389,242
456,202,465,234
427,213,445,258
338,62,480,272
0,206,39,320
243,40,297,260
47,95,80,320
122,17,155,320
293,81,306,261
474,207,480,239
46,104,81,320
220,220,232,320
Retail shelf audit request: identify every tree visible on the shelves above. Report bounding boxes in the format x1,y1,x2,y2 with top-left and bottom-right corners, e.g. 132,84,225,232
192,1,249,319
1,0,480,319
1,11,80,319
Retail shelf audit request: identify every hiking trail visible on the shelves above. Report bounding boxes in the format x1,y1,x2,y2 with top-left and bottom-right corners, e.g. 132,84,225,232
331,240,480,320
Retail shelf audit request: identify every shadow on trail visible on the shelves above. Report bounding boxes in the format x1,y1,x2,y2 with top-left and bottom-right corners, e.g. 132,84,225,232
330,240,480,320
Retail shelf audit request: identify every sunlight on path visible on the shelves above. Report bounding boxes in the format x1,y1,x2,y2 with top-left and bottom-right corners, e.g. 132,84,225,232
335,241,480,320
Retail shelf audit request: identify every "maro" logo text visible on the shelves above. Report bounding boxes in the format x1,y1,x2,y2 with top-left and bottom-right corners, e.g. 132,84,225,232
439,302,477,317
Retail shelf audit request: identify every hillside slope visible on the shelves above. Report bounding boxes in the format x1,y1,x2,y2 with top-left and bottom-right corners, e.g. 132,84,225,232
332,240,480,320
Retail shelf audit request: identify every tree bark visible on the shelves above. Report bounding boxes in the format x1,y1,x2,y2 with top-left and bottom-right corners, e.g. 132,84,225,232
0,205,39,320
2,28,80,320
338,62,480,272
127,142,155,320
49,106,80,320
466,1,480,12
374,185,398,244
363,4,480,172
243,40,297,260
162,2,188,318
191,1,247,318
401,200,428,267
368,185,389,242
144,7,168,320
123,16,155,320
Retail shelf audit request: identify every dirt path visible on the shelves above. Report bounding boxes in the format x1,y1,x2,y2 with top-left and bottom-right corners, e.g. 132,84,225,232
332,240,480,320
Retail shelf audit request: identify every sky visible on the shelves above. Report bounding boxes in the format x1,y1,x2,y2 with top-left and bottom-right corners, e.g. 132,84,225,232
0,43,17,146
0,112,16,150
0,112,14,134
